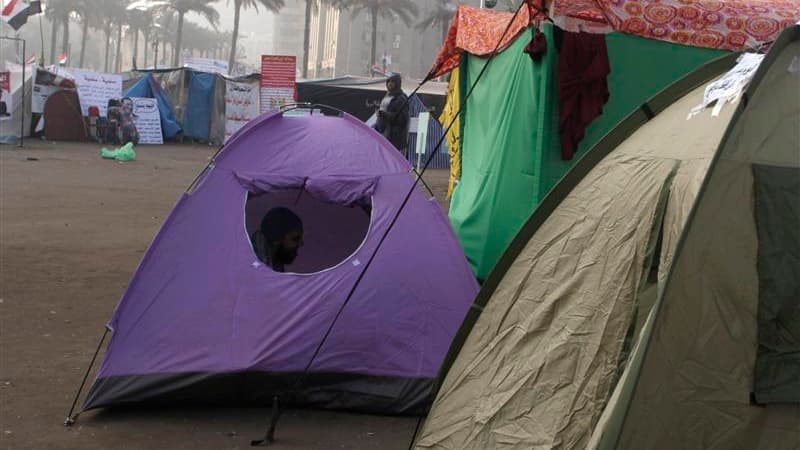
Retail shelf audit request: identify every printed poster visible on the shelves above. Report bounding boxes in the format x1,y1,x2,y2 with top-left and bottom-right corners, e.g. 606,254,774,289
31,83,59,114
0,71,11,121
260,55,296,113
71,69,122,116
225,80,259,143
131,97,163,145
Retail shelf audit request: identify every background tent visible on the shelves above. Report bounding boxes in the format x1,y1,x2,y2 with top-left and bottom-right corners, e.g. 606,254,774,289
365,93,450,170
182,71,215,141
43,90,87,141
438,5,732,281
414,26,799,450
0,63,33,142
82,109,478,415
125,73,181,140
127,68,258,145
297,75,447,121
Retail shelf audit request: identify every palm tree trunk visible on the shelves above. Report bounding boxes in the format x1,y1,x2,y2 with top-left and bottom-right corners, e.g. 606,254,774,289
229,0,241,70
132,28,139,70
115,23,123,72
49,17,58,65
370,8,378,76
104,25,112,72
79,16,89,68
302,0,312,79
173,12,184,67
162,40,167,66
61,16,70,63
143,33,149,68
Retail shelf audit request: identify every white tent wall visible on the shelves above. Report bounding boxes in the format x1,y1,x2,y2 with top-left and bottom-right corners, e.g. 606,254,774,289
614,34,800,450
0,65,33,139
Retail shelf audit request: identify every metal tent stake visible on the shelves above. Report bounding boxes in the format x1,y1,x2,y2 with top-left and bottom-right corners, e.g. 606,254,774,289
251,395,281,446
64,328,109,426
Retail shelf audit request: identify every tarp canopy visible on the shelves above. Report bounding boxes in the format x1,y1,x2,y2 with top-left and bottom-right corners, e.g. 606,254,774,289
126,74,181,140
414,25,799,449
297,75,447,121
431,2,800,80
539,0,800,51
83,109,478,414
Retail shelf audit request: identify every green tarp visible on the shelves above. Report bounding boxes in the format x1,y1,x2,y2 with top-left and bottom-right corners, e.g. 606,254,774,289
449,27,727,281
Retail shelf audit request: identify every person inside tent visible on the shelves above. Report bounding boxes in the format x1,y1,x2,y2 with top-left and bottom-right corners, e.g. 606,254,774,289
251,207,304,272
372,73,409,154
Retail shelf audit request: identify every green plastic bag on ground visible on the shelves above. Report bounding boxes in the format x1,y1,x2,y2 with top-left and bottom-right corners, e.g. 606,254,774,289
101,142,136,161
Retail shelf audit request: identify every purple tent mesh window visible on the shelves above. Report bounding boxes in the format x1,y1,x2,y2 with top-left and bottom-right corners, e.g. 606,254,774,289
82,112,478,415
245,189,372,274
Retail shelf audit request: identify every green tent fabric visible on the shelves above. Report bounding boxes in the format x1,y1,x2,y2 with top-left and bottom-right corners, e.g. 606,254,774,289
449,25,727,282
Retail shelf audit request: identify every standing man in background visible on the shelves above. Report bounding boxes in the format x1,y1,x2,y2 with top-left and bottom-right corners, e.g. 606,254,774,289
373,73,409,155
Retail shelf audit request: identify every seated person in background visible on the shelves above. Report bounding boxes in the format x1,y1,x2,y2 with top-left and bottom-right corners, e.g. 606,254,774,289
251,207,304,272
118,97,140,145
105,99,122,144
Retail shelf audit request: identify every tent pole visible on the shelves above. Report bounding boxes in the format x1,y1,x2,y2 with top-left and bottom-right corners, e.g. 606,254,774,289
20,38,25,148
64,327,109,426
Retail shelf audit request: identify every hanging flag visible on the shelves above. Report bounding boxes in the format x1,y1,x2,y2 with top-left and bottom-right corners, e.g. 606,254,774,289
58,53,68,65
1,0,40,31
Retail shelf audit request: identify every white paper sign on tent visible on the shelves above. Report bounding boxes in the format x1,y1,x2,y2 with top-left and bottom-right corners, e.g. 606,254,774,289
131,97,163,145
224,80,260,143
72,69,122,117
31,83,59,114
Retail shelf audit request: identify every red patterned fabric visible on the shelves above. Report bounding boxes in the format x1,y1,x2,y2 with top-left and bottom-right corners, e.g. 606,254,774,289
428,5,531,79
544,0,800,51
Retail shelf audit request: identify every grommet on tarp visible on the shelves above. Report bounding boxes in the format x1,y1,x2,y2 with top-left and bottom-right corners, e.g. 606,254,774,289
525,29,548,62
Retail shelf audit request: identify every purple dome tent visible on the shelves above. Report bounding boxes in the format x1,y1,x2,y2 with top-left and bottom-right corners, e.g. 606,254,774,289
82,109,479,415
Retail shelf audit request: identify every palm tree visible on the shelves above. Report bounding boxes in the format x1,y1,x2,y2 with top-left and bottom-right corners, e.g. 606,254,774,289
76,0,97,68
127,8,156,69
227,0,284,71
334,0,418,75
45,0,81,64
93,0,128,72
145,0,220,67
417,0,456,44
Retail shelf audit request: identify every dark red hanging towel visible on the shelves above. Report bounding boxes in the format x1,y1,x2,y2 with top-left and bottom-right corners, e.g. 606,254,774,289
557,31,610,160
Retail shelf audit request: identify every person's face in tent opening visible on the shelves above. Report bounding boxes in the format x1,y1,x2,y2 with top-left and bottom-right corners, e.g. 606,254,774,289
275,227,304,265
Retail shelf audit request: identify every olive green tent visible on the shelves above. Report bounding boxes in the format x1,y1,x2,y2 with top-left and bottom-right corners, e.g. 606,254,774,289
415,24,799,450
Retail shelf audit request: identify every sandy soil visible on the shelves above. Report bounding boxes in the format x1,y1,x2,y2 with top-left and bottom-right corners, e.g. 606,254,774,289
0,141,451,450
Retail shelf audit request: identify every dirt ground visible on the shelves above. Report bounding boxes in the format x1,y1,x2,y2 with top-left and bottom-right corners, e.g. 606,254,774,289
0,141,451,450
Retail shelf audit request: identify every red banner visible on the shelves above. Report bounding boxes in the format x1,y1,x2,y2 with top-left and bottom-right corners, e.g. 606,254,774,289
260,55,296,113
0,71,11,120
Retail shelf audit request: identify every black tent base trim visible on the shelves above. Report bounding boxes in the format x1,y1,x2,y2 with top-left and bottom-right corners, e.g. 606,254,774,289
81,371,433,416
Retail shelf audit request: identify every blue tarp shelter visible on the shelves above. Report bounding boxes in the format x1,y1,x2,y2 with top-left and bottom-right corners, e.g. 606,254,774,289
126,74,181,139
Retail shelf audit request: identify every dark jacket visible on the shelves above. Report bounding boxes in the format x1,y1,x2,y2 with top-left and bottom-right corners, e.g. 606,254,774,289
373,74,409,152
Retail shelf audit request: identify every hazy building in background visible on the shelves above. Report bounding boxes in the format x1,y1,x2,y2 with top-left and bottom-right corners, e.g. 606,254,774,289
271,0,306,67
307,4,340,78
269,0,480,80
